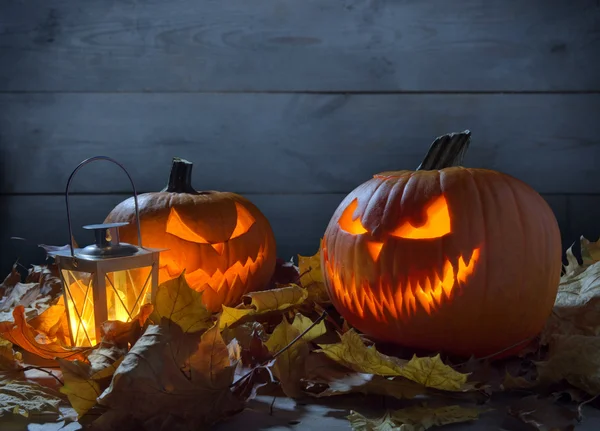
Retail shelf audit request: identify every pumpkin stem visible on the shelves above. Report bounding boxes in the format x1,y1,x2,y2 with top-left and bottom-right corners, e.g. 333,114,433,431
417,130,471,170
162,157,200,194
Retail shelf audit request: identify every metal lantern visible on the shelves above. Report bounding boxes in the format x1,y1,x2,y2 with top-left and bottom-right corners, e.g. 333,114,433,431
49,156,165,347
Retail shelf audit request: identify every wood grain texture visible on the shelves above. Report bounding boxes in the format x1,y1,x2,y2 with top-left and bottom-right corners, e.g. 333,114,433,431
0,193,575,278
1,93,599,194
1,0,599,92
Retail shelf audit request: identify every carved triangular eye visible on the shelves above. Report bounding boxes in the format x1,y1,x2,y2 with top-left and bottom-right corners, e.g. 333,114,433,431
390,195,451,239
166,207,209,243
230,202,256,239
338,198,368,235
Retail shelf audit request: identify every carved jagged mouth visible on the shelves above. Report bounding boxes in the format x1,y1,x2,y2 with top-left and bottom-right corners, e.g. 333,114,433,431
161,244,267,293
324,247,480,322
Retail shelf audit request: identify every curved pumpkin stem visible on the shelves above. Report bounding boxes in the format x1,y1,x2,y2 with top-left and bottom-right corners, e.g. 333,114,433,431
162,157,200,194
417,130,471,170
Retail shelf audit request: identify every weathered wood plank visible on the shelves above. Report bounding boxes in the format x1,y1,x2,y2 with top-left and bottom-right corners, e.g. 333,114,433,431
0,0,598,92
1,93,599,194
0,193,576,278
567,195,600,245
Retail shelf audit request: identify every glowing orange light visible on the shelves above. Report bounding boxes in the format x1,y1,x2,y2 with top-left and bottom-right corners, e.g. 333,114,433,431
63,268,153,347
184,244,267,293
167,202,256,246
366,241,384,261
230,202,256,239
391,195,451,239
338,198,368,235
324,248,480,322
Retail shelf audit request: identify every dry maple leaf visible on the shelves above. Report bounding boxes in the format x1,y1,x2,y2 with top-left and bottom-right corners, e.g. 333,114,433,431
220,284,309,330
264,313,326,398
347,404,483,431
0,379,63,420
0,305,86,361
150,272,212,333
317,330,469,392
59,342,126,418
536,334,600,395
302,352,425,399
298,248,330,303
94,320,244,431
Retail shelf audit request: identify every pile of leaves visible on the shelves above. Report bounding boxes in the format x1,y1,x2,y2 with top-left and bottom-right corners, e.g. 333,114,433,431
1,237,600,430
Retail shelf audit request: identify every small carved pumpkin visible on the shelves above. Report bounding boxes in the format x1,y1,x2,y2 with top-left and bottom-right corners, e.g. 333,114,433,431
105,158,277,312
321,132,561,358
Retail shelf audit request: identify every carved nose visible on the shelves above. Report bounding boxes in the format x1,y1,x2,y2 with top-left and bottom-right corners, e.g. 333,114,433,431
366,241,384,261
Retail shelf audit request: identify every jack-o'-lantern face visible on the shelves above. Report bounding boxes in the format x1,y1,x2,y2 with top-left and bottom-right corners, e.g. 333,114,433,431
164,200,269,293
321,133,563,359
106,181,277,313
322,175,482,324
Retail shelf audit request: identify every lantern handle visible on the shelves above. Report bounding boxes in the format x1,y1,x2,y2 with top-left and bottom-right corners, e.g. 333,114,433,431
64,156,143,257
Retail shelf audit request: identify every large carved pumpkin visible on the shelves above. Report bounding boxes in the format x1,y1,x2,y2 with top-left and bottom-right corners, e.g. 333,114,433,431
105,158,277,312
321,131,561,358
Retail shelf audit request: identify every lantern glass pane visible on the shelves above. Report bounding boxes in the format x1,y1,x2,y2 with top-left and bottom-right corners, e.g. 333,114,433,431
61,269,96,347
105,266,153,323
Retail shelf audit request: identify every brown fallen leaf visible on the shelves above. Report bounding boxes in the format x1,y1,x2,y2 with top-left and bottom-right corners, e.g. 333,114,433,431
317,330,469,392
302,353,425,399
269,257,300,287
220,284,309,330
150,272,212,333
0,265,21,297
506,395,579,431
347,404,483,431
59,342,126,417
0,305,86,361
264,313,326,398
94,321,244,430
100,303,154,348
536,334,600,395
0,379,64,419
502,371,537,391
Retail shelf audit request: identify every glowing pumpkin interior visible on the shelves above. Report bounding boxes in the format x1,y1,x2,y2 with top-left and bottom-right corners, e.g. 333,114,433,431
325,193,481,321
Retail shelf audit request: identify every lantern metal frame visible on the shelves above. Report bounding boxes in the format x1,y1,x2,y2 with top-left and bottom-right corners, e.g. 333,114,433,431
49,156,164,347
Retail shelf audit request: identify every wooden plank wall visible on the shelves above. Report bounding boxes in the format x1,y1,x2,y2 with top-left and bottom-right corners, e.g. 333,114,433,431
1,0,599,277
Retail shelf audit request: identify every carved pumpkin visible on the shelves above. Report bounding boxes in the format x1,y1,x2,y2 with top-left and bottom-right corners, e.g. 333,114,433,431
105,158,277,312
321,132,561,358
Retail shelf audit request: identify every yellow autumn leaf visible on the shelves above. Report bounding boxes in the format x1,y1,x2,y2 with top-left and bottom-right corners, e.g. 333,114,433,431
303,353,425,399
151,272,212,333
401,355,468,392
347,405,482,431
298,249,324,286
318,330,407,376
298,247,330,303
219,284,309,330
317,330,468,391
0,337,21,371
246,284,308,313
265,313,326,397
581,236,600,266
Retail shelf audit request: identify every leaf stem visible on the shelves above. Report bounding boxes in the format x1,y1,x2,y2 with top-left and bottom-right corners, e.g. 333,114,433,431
2,365,65,386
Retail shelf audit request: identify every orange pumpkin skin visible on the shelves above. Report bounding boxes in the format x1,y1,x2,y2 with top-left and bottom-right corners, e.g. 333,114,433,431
322,166,561,358
105,159,276,312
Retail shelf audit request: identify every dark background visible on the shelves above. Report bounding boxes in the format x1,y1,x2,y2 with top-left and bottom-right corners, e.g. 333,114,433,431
1,0,599,278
